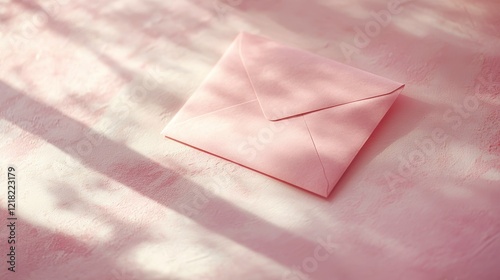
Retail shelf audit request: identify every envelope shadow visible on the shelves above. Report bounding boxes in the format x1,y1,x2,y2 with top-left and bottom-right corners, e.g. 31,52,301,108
0,80,328,273
329,92,432,198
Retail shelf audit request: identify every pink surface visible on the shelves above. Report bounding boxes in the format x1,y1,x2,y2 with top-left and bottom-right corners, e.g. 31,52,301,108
1,0,499,279
163,33,404,197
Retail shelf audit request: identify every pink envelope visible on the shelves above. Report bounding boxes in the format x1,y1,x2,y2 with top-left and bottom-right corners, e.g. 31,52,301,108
162,33,404,197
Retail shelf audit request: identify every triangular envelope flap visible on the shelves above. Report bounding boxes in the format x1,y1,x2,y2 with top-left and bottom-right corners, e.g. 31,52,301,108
239,33,404,121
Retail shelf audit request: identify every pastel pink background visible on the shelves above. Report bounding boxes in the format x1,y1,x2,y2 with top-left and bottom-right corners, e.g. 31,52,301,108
0,0,499,279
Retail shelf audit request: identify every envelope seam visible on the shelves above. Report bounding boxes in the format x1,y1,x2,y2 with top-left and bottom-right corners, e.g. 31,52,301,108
302,115,330,197
237,34,404,121
166,99,258,128
278,85,405,121
238,34,273,121
166,34,262,129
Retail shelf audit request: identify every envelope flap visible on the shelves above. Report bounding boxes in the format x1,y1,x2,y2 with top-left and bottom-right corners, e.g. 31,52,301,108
239,33,404,120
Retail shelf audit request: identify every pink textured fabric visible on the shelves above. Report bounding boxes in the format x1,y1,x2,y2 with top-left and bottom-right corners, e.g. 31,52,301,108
3,1,499,279
162,33,404,197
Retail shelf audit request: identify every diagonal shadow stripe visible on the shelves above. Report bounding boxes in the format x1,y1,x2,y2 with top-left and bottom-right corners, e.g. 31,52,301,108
0,80,328,273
